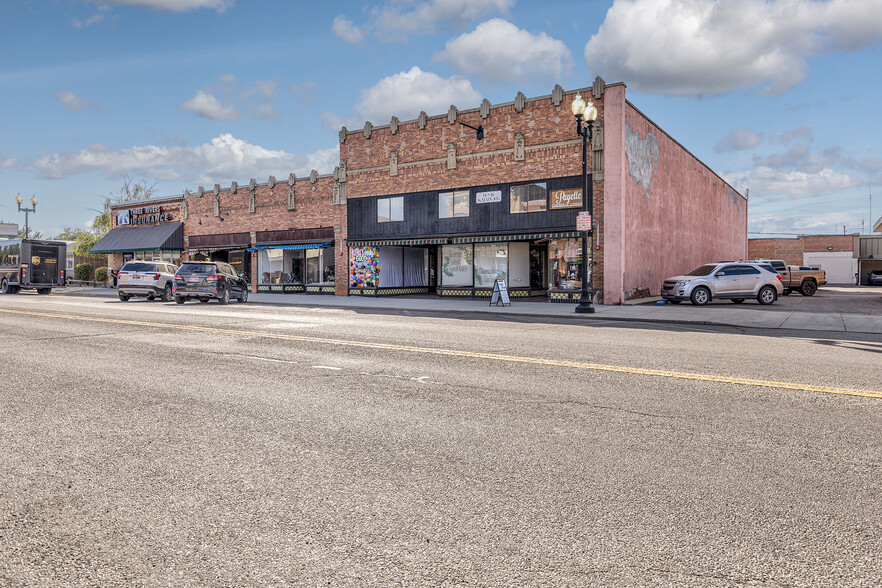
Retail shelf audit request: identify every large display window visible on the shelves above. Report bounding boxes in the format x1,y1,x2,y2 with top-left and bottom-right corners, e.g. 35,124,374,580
132,250,181,264
474,243,508,287
548,238,582,290
439,245,473,286
258,247,334,285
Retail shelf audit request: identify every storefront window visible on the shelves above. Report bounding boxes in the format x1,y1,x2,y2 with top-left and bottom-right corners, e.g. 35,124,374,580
474,243,508,287
132,250,180,264
548,238,582,290
322,248,335,283
440,245,473,286
510,182,547,214
307,249,321,284
257,249,305,284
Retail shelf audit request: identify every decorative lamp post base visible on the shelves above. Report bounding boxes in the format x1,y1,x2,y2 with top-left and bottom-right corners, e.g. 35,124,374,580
574,296,595,313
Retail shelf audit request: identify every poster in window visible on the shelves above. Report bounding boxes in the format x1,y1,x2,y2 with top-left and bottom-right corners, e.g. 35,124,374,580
474,243,507,287
350,246,379,288
440,245,473,286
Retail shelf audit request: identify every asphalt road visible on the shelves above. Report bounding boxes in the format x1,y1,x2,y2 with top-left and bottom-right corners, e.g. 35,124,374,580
1,295,881,587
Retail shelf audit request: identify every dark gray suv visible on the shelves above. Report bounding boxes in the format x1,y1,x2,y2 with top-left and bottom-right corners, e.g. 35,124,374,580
173,261,248,304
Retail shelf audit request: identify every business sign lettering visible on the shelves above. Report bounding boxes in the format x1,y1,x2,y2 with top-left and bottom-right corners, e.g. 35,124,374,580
550,188,583,210
119,205,173,226
475,190,502,204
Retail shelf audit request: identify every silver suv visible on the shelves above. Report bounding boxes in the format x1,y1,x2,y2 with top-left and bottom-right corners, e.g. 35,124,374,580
661,262,783,306
117,261,178,302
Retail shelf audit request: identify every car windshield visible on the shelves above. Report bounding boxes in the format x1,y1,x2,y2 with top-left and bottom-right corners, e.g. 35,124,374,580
685,264,717,276
178,263,217,274
121,263,154,272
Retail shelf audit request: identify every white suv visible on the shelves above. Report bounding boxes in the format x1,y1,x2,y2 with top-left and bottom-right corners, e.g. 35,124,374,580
661,262,783,306
117,261,178,302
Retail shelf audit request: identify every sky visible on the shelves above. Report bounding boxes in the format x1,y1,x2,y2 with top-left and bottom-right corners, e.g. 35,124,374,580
1,0,881,239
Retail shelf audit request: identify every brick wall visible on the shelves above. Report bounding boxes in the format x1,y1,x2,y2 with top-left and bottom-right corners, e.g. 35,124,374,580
342,87,600,292
179,177,346,294
748,235,854,265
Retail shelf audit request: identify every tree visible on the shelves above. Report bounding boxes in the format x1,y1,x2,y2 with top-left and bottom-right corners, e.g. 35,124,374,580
54,227,100,256
17,227,43,239
92,176,157,236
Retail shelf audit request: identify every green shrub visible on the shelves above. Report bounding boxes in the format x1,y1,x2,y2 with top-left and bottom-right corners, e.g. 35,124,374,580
74,263,94,281
95,267,108,283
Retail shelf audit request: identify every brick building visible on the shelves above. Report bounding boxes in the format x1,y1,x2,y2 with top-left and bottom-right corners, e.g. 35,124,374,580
748,234,857,284
98,78,747,304
94,172,347,295
341,78,747,303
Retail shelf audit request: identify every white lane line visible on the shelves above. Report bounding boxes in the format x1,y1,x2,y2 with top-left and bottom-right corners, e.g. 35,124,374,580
312,365,343,371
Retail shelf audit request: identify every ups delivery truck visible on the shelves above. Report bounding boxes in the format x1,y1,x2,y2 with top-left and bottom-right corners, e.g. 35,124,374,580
0,239,67,294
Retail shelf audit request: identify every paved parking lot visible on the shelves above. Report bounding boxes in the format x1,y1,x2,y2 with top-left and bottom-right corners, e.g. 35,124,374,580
693,285,881,314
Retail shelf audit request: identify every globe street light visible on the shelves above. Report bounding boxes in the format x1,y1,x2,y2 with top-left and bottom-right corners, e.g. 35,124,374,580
15,193,38,238
572,93,597,313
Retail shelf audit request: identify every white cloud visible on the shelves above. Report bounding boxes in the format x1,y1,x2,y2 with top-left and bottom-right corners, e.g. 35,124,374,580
584,0,882,96
179,90,239,121
777,126,813,144
726,166,861,199
332,15,365,44
73,6,110,28
435,19,572,85
242,80,280,120
335,0,513,42
218,73,238,84
29,134,338,182
714,128,763,153
354,66,481,123
86,0,234,12
54,91,101,112
375,0,514,39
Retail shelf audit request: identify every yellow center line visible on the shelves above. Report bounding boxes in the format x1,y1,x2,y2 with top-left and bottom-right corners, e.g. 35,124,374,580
3,307,881,399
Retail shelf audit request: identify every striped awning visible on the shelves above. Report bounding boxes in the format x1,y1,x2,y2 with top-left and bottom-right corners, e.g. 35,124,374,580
450,232,580,244
347,237,449,247
247,242,332,252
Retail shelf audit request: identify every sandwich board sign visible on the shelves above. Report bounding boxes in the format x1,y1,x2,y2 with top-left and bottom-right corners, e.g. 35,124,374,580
490,279,510,306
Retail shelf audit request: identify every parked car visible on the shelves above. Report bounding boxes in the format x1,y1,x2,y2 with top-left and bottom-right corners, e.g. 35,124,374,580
750,259,826,296
173,261,248,304
869,270,882,286
661,262,783,306
117,261,178,302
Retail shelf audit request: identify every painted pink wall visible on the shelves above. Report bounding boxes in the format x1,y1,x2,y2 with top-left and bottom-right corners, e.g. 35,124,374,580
614,102,748,298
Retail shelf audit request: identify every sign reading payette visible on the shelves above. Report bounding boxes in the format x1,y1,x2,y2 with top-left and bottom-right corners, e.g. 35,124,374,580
550,188,583,210
475,190,502,204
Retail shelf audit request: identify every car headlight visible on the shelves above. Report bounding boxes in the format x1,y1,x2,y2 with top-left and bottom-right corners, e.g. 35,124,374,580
675,280,690,287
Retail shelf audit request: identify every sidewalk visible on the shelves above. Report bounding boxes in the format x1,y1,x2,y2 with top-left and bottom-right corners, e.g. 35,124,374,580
51,286,882,335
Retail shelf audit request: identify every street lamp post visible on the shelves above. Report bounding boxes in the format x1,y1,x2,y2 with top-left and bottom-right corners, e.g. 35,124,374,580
15,193,38,238
571,93,597,313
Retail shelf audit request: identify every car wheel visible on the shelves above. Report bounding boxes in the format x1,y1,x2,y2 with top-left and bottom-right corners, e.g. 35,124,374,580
218,286,229,305
175,295,184,304
781,289,791,296
799,280,817,296
757,285,777,305
238,288,248,303
161,283,173,302
690,287,711,306
199,298,209,303
731,298,745,304
118,292,130,301
1,278,10,295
